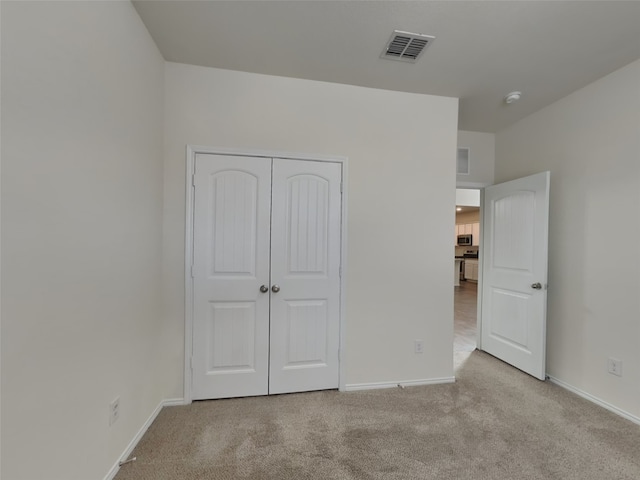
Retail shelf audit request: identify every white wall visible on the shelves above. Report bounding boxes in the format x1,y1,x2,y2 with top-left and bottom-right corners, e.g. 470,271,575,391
455,188,480,207
1,2,165,479
162,63,458,394
495,59,640,419
457,130,495,187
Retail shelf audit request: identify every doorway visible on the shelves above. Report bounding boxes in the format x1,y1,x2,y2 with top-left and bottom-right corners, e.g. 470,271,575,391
454,189,480,368
454,173,550,379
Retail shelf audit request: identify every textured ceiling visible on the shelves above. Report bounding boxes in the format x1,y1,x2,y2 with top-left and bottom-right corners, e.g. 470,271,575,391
133,1,640,133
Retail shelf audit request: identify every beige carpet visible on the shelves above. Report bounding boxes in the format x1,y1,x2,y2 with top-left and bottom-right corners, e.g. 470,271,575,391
115,351,640,479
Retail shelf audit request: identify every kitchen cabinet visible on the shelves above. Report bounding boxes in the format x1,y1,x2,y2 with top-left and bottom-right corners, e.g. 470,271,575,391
455,222,480,246
464,259,479,282
455,224,468,243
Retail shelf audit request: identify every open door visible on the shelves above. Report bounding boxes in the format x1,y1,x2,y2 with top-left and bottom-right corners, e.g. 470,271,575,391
480,172,550,380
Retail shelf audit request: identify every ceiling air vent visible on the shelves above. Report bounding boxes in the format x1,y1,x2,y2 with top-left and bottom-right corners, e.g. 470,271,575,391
381,30,435,63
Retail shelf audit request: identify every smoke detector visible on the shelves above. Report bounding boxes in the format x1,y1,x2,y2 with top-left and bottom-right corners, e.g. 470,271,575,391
504,91,522,104
381,30,435,63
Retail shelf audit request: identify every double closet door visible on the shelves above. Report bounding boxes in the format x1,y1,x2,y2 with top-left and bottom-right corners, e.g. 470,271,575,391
192,154,342,400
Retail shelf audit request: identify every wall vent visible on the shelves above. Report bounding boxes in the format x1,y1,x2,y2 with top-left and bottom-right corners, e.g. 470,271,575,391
381,30,435,63
457,148,470,175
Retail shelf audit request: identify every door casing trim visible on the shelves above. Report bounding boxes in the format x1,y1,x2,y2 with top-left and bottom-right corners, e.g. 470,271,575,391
183,145,349,403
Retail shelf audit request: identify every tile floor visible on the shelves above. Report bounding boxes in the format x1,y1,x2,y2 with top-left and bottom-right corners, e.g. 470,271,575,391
454,280,477,368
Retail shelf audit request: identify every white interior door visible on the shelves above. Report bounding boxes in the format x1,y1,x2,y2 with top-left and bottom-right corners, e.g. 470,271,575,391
269,159,342,394
480,171,550,380
192,154,272,400
192,154,342,399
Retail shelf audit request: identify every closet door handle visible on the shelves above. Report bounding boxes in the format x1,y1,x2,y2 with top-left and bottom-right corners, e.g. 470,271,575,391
259,285,269,293
271,285,280,293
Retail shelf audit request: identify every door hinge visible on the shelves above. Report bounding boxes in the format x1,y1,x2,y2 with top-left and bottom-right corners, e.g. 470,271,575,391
190,356,194,371
191,174,195,187
190,265,194,278
340,182,343,194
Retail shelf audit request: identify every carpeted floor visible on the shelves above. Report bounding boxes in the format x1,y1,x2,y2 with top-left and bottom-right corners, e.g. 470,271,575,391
115,351,640,480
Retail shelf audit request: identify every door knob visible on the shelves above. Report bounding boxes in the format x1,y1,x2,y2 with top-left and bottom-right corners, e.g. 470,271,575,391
531,282,542,290
259,285,269,293
271,285,280,293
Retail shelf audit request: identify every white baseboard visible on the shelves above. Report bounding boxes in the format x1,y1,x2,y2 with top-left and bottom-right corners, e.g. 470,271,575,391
103,397,186,480
344,377,455,392
547,375,640,426
162,397,187,407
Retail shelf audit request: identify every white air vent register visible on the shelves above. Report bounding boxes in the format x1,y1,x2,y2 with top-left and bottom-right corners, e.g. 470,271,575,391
457,148,470,175
381,30,435,63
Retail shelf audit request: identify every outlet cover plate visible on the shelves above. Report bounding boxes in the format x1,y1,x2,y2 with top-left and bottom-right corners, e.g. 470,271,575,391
608,358,623,377
109,397,120,426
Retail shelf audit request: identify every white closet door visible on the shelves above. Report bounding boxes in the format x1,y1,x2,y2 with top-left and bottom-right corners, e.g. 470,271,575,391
268,159,342,394
191,154,272,400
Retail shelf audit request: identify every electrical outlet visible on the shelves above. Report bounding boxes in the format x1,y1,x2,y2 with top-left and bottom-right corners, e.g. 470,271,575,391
109,397,120,426
608,358,623,377
414,340,424,354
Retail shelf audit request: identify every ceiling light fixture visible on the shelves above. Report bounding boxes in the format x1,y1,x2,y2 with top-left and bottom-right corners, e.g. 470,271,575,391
456,207,462,212
504,91,522,104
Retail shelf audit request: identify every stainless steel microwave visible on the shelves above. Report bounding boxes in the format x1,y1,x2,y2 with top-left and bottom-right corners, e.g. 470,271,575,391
457,234,472,246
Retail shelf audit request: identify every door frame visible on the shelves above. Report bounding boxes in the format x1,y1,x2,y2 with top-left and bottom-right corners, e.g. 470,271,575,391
476,188,485,351
183,145,349,403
